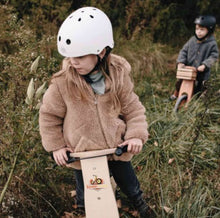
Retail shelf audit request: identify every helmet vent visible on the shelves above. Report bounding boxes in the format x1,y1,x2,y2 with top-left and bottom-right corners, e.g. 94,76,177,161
78,18,81,21
59,36,61,41
66,39,71,45
90,15,94,18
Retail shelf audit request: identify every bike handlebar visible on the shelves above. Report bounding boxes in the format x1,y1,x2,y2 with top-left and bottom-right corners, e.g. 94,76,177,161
114,145,128,156
52,145,128,165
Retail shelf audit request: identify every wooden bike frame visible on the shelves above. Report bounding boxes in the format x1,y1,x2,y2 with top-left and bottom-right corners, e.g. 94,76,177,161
67,146,127,218
176,66,197,107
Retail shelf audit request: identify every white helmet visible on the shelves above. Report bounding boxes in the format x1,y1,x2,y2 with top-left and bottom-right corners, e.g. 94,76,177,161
57,7,114,57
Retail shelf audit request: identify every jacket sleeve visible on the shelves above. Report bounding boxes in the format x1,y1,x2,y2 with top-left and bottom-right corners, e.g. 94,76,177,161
118,61,149,144
39,78,67,152
177,38,191,64
202,42,219,68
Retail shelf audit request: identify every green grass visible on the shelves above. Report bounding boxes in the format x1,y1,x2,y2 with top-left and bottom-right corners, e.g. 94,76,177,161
0,5,220,217
131,65,220,217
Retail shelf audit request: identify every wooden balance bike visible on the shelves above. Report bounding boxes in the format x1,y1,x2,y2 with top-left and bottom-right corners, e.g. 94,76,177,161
65,146,128,218
174,66,197,112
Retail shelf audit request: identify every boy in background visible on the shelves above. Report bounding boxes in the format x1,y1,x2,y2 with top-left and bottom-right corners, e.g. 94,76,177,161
170,15,219,100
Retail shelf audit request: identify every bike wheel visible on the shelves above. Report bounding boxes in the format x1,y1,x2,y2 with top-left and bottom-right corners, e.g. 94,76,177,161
96,178,103,184
174,94,187,112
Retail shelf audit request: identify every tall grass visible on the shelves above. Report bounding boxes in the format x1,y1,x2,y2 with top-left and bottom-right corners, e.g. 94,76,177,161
0,4,220,217
114,32,168,77
131,63,220,217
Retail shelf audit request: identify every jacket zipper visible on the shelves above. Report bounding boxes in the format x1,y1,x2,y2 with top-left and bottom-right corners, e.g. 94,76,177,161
94,95,109,147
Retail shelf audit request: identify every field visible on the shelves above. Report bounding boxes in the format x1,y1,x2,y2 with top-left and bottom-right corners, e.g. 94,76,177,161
0,2,220,218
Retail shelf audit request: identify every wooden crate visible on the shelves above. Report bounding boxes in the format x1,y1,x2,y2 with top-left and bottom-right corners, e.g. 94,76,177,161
176,68,197,80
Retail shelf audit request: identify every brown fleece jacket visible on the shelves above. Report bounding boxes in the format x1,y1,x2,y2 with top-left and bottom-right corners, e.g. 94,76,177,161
39,54,148,169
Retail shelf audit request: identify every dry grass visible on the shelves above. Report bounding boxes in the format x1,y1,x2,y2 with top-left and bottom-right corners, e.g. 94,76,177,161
0,4,220,217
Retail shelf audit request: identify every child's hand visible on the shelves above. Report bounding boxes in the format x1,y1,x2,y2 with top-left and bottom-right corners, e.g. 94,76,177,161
177,63,185,69
53,147,74,166
197,64,206,72
119,138,143,154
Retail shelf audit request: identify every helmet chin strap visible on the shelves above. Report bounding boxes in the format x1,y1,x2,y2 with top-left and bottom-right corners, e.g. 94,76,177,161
82,47,112,83
82,55,101,83
195,32,210,41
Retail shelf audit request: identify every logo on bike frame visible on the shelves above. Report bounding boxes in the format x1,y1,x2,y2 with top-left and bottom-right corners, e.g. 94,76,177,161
86,175,107,190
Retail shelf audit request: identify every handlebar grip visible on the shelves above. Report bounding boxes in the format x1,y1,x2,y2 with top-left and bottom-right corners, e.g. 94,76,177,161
66,151,78,163
51,151,77,164
115,145,128,156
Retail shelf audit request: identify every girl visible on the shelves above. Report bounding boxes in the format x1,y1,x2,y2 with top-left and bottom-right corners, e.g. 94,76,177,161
39,7,150,217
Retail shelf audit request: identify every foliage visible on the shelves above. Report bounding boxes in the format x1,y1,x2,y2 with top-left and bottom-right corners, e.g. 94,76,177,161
131,62,220,217
0,2,220,218
114,33,167,78
2,0,220,44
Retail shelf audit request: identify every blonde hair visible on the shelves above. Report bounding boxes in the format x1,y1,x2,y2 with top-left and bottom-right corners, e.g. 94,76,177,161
52,56,121,115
